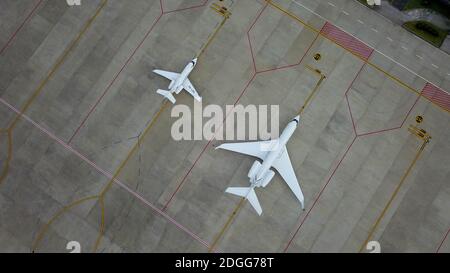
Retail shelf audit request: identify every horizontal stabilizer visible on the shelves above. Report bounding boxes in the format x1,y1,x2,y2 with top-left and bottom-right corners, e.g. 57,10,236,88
226,187,262,216
157,89,176,104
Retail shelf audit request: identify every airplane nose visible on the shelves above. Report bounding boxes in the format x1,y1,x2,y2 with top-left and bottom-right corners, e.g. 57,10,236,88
192,58,198,64
294,115,300,123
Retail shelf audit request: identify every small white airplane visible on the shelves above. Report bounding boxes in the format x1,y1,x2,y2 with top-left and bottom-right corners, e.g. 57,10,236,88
153,58,202,104
216,116,305,215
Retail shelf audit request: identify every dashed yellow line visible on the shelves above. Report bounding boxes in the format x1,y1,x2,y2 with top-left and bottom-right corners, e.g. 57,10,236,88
0,0,108,187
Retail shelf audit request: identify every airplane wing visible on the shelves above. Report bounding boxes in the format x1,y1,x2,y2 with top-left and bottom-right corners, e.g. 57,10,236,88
183,78,202,101
153,69,180,81
216,141,272,161
272,149,305,209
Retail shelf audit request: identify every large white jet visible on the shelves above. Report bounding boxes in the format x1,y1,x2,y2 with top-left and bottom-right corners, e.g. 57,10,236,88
153,58,202,104
216,116,305,215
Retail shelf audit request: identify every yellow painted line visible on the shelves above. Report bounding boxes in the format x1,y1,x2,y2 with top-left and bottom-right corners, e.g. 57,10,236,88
93,7,233,251
208,65,326,252
209,197,246,252
92,101,170,252
0,0,107,187
33,2,231,252
266,0,450,115
359,139,428,253
9,0,108,130
421,96,450,114
267,0,319,33
32,195,99,252
0,131,12,186
367,62,420,96
94,198,106,251
299,66,326,115
198,16,229,59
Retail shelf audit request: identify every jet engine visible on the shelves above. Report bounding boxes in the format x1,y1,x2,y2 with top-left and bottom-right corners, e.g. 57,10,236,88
260,170,275,188
248,161,262,180
168,80,175,90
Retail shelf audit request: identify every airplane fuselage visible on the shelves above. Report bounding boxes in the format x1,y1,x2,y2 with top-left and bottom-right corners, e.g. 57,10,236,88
170,59,196,94
251,117,299,186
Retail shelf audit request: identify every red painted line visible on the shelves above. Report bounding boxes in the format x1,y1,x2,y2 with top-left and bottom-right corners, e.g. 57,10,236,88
357,93,421,138
436,228,450,253
162,73,257,211
67,9,164,144
162,2,268,210
249,4,327,74
161,2,321,211
400,94,421,128
0,0,44,56
247,3,269,73
0,96,211,250
346,95,357,134
247,32,258,73
320,22,374,62
357,127,401,138
162,0,209,15
283,135,357,252
256,28,322,75
422,83,450,112
68,0,211,144
283,59,367,252
283,59,422,251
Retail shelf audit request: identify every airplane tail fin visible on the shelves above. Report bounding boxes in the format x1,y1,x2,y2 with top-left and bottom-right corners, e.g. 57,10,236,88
226,187,262,216
157,89,176,104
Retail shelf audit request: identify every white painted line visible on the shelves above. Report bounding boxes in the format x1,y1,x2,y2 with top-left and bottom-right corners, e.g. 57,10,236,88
357,19,364,24
0,97,212,249
342,10,349,16
387,37,393,42
292,0,328,22
289,0,449,95
371,28,378,33
416,55,424,60
401,46,408,51
328,2,336,7
431,64,439,69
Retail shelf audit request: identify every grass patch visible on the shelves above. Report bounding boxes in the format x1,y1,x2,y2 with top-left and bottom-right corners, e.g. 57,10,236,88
403,20,448,47
404,0,450,18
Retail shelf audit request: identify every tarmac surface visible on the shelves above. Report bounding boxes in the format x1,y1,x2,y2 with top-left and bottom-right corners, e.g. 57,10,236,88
0,0,449,253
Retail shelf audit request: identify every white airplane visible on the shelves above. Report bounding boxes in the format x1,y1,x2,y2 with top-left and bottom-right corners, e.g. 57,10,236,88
153,58,202,104
216,116,305,215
